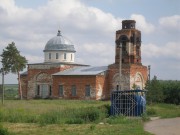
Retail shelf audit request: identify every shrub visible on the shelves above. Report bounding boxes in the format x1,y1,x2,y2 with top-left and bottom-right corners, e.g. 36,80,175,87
141,113,150,122
39,111,60,125
78,107,100,122
0,111,3,122
0,124,9,135
147,108,157,116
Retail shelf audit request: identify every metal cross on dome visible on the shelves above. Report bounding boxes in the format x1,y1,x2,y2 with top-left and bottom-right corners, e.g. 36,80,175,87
57,30,61,36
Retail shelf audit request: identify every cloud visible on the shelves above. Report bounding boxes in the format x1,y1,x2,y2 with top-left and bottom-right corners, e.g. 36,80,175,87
0,0,121,64
159,15,180,33
76,42,114,66
130,14,155,34
24,55,44,64
142,41,180,59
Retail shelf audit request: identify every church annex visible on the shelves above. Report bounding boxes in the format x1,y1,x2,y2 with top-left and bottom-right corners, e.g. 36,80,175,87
20,20,148,100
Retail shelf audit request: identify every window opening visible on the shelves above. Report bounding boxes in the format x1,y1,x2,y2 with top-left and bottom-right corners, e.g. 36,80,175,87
64,53,67,60
49,53,51,59
71,85,76,96
49,85,52,96
56,53,59,59
85,85,91,97
59,85,64,96
37,85,40,96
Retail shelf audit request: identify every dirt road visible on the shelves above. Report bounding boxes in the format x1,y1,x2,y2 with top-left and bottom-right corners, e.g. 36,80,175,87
144,117,180,135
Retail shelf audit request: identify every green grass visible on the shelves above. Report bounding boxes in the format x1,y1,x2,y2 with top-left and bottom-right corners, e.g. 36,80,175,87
3,122,151,135
147,103,180,118
0,100,179,135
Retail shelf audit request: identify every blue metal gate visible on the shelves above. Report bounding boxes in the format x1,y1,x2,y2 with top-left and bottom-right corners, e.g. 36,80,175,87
111,90,147,116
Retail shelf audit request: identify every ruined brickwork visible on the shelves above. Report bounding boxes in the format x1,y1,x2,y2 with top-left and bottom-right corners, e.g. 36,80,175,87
105,20,148,99
20,75,28,98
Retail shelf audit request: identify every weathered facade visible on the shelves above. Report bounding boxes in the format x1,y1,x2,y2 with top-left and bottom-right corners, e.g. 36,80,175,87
20,20,148,100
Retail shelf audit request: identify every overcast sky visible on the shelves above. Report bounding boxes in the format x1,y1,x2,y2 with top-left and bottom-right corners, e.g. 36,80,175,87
0,0,180,84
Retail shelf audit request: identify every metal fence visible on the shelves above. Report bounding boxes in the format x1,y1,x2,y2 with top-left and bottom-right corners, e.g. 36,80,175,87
111,90,147,116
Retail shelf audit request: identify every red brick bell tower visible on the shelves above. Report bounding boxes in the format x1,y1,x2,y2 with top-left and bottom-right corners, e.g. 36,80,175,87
107,20,148,96
115,20,141,64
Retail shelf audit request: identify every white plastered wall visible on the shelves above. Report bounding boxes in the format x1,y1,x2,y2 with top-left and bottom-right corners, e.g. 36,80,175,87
44,51,75,63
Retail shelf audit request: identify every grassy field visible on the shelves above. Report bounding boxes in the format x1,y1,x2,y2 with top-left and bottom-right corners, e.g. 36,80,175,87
0,100,179,135
0,100,152,135
0,85,179,135
0,84,18,99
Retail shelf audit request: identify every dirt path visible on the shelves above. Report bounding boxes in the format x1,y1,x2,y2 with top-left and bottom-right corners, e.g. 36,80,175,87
144,117,180,135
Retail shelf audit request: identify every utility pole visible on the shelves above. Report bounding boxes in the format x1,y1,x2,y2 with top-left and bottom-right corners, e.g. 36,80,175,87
1,68,4,105
148,65,151,81
118,43,122,91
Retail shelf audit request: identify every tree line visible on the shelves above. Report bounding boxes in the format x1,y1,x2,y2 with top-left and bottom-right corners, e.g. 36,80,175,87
146,76,180,105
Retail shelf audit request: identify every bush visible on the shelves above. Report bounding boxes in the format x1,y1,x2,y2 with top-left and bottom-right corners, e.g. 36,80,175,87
147,108,157,116
0,124,9,135
141,113,150,122
78,108,100,122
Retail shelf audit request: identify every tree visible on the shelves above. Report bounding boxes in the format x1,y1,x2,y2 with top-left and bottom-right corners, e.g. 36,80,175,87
1,42,27,100
160,80,180,105
146,76,164,104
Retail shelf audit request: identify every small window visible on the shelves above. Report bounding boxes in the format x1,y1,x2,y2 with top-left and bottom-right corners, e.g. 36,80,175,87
36,85,40,96
49,85,52,96
64,53,66,60
85,85,91,97
116,85,119,91
56,53,59,59
59,85,64,96
71,85,76,96
71,54,73,61
49,53,51,59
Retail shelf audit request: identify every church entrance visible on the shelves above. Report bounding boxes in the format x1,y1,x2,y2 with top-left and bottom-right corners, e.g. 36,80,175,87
36,72,52,98
36,84,50,98
41,84,49,98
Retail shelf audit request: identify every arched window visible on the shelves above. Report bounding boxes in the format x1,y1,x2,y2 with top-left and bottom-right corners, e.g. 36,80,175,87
120,35,128,55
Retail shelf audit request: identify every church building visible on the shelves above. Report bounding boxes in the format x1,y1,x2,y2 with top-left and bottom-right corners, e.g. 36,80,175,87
20,20,148,100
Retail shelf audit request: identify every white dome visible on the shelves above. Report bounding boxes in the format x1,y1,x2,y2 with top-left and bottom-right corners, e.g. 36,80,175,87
44,30,76,52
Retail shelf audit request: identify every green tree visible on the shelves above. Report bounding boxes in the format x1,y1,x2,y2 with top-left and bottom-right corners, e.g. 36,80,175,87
146,76,164,104
160,80,180,105
1,42,27,100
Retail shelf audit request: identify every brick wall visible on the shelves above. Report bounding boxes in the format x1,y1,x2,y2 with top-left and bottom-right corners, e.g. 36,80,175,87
20,75,28,99
20,64,76,99
52,75,107,100
107,63,147,98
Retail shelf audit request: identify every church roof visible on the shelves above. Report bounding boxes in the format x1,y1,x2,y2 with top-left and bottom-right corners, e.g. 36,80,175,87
44,30,76,52
53,66,108,76
28,62,88,66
